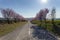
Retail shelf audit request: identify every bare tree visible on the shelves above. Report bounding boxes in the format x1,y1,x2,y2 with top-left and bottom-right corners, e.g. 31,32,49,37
51,7,56,25
51,7,57,33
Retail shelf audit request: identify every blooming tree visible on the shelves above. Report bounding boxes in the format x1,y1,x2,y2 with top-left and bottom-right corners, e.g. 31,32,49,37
1,8,25,23
35,8,49,20
35,8,49,27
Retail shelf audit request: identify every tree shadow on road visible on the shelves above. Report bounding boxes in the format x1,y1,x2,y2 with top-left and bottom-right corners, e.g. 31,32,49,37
31,26,58,40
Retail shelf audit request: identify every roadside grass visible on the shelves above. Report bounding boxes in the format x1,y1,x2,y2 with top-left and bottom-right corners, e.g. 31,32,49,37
31,20,60,27
31,20,60,36
0,22,27,37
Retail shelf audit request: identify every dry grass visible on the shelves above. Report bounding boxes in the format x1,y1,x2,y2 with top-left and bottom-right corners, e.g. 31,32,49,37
0,22,27,37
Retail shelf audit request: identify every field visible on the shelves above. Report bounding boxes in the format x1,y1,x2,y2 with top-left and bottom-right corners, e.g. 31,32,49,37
31,20,60,36
0,21,27,37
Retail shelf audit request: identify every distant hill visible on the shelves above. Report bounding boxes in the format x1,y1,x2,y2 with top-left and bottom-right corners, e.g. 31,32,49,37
25,18,60,20
25,18,34,21
0,18,60,21
56,18,60,20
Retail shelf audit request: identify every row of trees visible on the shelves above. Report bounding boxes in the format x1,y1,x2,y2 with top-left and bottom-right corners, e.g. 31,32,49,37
33,8,60,35
35,8,49,20
0,8,25,24
34,8,49,27
33,8,56,27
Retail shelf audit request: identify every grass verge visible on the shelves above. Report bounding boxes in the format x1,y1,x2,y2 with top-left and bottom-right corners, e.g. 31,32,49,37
31,20,60,36
0,22,27,37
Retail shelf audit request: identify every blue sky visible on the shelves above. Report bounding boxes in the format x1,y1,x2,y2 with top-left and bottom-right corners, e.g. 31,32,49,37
0,0,60,18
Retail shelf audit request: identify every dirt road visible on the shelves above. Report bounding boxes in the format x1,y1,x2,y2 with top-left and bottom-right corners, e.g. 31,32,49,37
0,21,58,40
